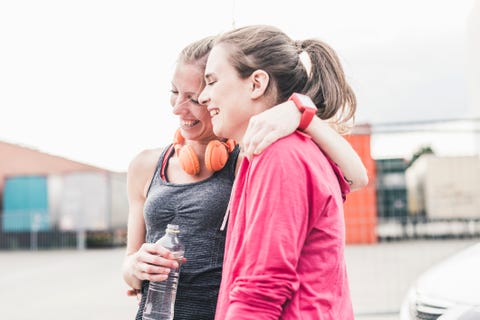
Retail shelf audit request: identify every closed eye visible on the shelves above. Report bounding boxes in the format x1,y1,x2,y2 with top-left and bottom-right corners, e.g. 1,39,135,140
204,73,216,86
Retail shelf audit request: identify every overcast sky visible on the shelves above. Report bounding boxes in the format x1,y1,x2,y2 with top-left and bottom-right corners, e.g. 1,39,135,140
0,0,477,172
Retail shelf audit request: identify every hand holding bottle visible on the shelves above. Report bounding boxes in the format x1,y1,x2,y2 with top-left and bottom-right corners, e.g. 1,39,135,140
130,241,181,283
143,224,185,320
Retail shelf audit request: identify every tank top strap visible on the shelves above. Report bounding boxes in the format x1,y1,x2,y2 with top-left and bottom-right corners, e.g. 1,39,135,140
146,144,173,196
160,144,175,181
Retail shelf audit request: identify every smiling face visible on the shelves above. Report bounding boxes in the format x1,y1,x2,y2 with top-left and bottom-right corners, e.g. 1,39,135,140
199,44,256,143
170,61,217,144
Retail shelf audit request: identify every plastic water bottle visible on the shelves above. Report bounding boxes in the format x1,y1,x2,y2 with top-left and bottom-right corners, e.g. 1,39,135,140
142,224,185,320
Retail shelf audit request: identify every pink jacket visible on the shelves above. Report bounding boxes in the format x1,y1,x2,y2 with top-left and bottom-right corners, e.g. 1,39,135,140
215,132,353,320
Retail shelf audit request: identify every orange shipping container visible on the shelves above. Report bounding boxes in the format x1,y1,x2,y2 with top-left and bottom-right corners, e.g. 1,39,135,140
344,125,377,244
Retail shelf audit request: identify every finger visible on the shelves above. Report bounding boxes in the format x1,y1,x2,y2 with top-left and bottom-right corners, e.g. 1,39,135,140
245,126,278,157
152,243,175,258
143,272,169,282
139,242,160,255
136,249,173,269
253,132,281,155
244,115,268,145
126,289,138,297
139,243,177,263
152,245,181,268
144,261,172,274
135,267,170,282
243,126,269,159
133,257,173,280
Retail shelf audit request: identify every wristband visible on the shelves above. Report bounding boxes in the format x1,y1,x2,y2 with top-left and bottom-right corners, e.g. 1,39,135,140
288,93,317,131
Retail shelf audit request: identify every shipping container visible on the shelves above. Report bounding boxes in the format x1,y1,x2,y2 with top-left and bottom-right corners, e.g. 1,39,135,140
2,175,50,232
406,155,480,219
344,127,378,244
55,172,110,231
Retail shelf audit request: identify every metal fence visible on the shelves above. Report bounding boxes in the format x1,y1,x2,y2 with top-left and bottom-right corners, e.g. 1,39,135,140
0,210,126,250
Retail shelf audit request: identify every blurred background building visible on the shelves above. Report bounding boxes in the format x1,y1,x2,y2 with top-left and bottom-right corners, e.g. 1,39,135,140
0,141,128,250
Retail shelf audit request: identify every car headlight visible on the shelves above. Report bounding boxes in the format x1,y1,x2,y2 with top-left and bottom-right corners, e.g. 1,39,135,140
400,287,456,320
414,293,450,319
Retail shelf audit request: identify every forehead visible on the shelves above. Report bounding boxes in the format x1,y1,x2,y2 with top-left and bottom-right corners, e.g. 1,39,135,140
205,44,231,73
172,62,204,90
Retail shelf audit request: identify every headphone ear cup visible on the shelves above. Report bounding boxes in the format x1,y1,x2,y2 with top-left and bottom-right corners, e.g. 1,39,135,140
178,144,200,175
205,140,229,172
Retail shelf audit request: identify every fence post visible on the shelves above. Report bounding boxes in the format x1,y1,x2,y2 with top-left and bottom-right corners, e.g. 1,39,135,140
30,212,41,251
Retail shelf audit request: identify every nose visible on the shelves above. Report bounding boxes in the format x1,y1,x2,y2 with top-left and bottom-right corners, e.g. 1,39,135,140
198,87,210,106
171,96,188,115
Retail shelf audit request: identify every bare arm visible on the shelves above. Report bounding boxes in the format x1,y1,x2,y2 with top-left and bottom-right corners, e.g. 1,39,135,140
122,149,179,291
303,116,368,191
242,100,368,191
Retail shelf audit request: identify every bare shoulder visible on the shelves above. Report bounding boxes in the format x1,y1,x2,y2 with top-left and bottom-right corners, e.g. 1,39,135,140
127,147,165,196
128,148,163,175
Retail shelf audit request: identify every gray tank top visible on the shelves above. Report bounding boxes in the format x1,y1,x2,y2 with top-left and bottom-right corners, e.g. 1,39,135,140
138,144,239,320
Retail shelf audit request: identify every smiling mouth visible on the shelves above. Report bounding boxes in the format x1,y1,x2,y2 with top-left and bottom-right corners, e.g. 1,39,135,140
181,120,200,127
209,109,219,117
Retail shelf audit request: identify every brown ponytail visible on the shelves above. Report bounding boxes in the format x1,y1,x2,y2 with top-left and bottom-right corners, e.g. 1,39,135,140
299,39,356,133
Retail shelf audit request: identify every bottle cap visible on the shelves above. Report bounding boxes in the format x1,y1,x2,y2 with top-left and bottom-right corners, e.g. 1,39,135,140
166,224,180,233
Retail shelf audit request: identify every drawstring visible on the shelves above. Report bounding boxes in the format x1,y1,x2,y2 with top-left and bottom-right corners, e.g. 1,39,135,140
220,178,238,231
220,208,230,231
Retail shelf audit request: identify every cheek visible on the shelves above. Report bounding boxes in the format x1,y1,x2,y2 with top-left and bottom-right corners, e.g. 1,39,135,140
199,107,211,121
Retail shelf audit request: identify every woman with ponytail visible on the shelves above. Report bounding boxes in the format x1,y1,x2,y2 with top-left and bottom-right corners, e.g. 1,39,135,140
199,25,356,319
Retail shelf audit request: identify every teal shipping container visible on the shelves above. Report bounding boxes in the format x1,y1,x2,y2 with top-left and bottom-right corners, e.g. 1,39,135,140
2,175,50,231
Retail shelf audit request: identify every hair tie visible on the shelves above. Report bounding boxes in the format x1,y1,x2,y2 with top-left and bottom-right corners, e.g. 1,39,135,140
299,50,312,78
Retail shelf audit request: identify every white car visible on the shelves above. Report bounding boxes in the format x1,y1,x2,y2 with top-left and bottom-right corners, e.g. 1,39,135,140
400,242,480,320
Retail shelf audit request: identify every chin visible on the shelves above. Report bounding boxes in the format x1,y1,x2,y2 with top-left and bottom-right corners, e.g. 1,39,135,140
212,121,224,138
213,128,224,139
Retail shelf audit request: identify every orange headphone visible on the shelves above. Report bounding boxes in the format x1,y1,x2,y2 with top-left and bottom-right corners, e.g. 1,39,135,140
173,129,236,176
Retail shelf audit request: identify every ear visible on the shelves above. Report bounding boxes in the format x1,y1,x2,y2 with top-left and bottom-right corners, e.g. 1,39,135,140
249,69,269,99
